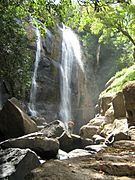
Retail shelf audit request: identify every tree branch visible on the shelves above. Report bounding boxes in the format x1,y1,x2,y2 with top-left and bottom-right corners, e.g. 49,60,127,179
118,26,135,46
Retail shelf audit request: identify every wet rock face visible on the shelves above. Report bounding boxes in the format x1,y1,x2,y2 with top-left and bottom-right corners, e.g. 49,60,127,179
31,27,95,131
35,29,61,121
123,81,135,127
70,62,95,133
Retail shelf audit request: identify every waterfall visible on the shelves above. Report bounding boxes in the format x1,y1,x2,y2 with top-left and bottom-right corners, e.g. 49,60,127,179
60,25,84,130
29,27,41,116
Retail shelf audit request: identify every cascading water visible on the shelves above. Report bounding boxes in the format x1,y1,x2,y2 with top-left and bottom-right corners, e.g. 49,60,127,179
60,25,84,130
29,27,41,116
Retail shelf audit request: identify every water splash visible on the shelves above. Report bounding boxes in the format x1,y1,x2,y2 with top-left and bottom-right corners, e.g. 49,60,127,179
29,27,41,116
60,25,84,130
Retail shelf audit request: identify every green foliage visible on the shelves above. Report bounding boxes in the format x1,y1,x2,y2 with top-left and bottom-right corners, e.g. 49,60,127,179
0,0,76,99
0,0,134,100
0,1,33,99
102,64,135,94
78,1,135,79
79,3,134,44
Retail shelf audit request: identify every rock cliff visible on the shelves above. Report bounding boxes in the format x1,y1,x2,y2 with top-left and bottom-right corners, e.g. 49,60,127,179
30,27,95,132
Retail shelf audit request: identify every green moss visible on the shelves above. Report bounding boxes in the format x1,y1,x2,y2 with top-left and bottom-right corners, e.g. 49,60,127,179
101,64,135,95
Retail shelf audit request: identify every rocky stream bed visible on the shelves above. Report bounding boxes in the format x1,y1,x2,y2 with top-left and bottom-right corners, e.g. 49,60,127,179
1,81,135,179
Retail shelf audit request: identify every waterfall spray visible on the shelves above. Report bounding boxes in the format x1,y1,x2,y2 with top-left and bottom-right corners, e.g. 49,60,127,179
60,25,84,130
29,27,41,116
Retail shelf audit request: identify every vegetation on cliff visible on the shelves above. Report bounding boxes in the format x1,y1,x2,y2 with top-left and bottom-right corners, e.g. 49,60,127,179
101,64,135,95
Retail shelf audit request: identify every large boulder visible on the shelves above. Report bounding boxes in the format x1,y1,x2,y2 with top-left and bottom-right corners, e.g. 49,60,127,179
41,120,65,138
57,132,92,152
111,118,128,135
112,91,126,118
80,125,99,139
71,134,93,149
0,148,40,180
99,118,128,138
26,158,111,180
98,94,113,115
0,132,59,159
109,118,129,142
123,81,135,126
57,132,73,152
0,98,38,141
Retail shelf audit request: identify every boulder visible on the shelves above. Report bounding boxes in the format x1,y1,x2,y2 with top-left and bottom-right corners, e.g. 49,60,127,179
31,116,47,127
88,116,105,126
128,126,135,140
112,91,126,118
25,157,115,180
71,134,93,149
80,125,99,139
96,152,135,163
0,98,38,141
57,132,73,152
0,148,40,180
112,118,129,134
98,123,113,137
113,140,135,150
98,94,113,115
114,132,130,141
68,149,91,158
104,105,115,124
92,134,105,145
41,120,65,138
89,161,135,177
85,144,107,153
57,149,69,160
104,132,130,146
25,148,135,180
0,132,59,159
123,81,135,126
57,132,93,152
99,118,128,138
